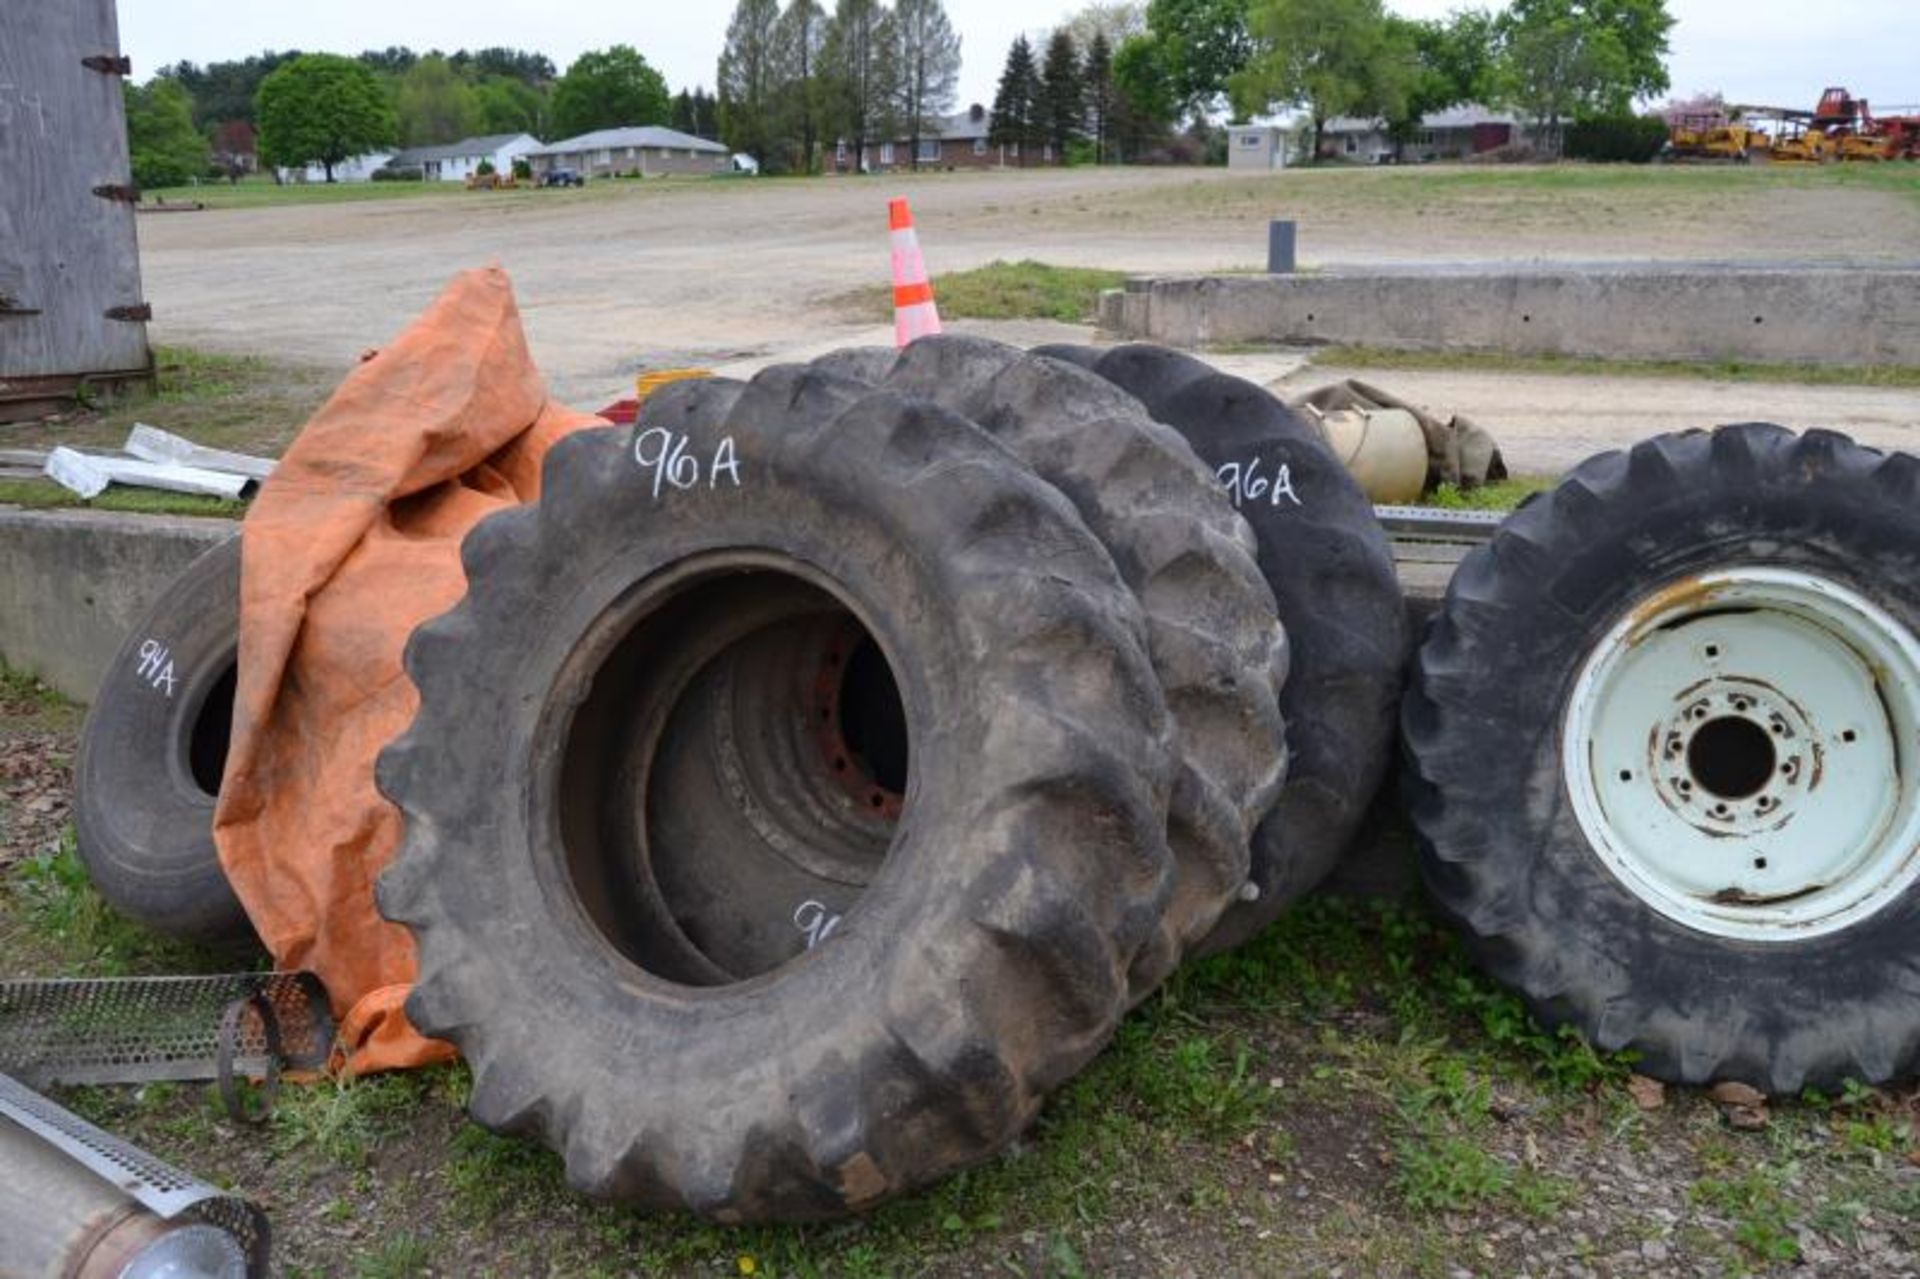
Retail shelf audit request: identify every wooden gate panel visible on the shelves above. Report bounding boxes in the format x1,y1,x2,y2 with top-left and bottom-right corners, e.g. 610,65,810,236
0,0,150,384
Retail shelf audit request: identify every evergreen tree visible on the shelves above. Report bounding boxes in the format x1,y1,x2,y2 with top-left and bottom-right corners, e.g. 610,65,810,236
1084,31,1117,162
892,0,961,169
988,36,1041,165
719,0,784,163
1039,30,1086,159
776,0,829,172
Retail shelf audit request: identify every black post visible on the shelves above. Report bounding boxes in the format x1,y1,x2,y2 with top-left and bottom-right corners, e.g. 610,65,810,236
1267,220,1298,274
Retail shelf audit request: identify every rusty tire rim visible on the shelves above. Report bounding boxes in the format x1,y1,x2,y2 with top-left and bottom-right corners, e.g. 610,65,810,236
1563,566,1920,941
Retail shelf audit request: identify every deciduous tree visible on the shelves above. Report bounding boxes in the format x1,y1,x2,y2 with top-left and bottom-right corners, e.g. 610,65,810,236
125,79,209,189
893,0,962,169
1231,0,1398,161
1134,0,1254,119
396,54,481,146
719,0,785,165
255,53,397,182
777,0,829,172
1084,31,1119,163
1061,2,1147,50
1494,0,1673,151
1379,11,1497,158
551,45,671,138
823,0,894,169
474,76,548,138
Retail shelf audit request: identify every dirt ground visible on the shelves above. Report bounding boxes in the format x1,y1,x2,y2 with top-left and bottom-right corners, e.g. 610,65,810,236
137,166,1920,421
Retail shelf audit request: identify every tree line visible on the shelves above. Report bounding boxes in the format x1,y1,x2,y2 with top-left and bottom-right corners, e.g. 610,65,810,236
124,0,1677,189
124,43,707,186
714,0,964,176
1118,0,1673,160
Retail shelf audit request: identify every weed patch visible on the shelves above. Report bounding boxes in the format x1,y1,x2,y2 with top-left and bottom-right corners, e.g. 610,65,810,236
838,260,1128,324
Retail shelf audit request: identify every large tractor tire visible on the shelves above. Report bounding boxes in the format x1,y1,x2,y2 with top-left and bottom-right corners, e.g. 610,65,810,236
74,537,250,941
377,368,1175,1220
1406,424,1920,1093
812,337,1289,987
1040,343,1408,952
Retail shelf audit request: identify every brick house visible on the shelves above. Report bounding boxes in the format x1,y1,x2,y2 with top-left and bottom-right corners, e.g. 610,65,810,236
832,104,1064,173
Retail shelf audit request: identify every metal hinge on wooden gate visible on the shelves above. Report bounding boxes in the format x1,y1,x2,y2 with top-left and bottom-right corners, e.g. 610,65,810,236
91,183,140,204
105,303,152,322
0,299,41,318
80,54,133,76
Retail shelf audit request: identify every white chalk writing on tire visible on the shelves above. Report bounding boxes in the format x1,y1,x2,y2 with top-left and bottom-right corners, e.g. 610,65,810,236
793,899,842,949
633,427,742,499
1217,457,1301,509
136,639,178,697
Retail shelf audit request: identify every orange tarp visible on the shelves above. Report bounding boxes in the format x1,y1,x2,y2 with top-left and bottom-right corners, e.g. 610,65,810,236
212,269,602,1072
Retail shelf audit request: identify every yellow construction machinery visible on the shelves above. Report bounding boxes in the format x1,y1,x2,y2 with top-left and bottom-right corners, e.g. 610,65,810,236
1666,113,1769,161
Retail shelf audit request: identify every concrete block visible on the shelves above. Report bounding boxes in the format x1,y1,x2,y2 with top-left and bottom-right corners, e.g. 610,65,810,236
0,506,234,703
1116,267,1920,366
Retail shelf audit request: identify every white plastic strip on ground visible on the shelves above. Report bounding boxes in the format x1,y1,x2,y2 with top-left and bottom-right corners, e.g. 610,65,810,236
124,424,276,481
43,447,256,500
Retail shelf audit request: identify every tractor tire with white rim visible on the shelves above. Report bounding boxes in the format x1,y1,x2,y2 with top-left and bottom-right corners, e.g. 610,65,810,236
1405,424,1920,1093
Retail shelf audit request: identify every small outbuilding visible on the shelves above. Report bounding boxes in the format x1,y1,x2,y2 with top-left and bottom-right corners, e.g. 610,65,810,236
527,127,730,179
1228,126,1293,171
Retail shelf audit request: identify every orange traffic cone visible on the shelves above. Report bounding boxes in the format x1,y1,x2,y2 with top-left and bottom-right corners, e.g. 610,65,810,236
890,198,943,348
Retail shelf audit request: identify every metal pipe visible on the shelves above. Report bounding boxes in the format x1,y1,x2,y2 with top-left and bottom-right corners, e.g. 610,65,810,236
0,1117,243,1279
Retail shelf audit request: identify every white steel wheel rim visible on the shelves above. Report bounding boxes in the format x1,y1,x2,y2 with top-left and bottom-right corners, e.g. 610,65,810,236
1563,566,1920,941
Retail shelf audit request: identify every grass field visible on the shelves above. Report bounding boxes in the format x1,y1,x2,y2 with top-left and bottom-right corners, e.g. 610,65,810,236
1106,160,1920,218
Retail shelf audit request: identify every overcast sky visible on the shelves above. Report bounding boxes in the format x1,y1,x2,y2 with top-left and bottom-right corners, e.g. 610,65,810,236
120,0,1918,120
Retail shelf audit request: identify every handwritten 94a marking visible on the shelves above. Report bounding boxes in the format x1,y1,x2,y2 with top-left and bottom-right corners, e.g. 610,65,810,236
135,639,177,697
1217,456,1302,510
632,427,742,500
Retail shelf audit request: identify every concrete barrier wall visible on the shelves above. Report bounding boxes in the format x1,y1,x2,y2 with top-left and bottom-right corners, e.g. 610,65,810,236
1100,268,1920,365
0,507,234,703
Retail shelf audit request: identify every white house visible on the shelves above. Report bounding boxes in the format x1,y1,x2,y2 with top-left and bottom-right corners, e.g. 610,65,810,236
292,151,393,183
1319,104,1521,163
389,132,543,182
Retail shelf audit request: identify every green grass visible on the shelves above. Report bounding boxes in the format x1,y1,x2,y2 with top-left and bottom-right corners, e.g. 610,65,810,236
0,480,248,518
1126,160,1920,217
141,170,737,211
1422,475,1557,512
1311,344,1920,388
5,834,248,976
1692,1165,1804,1265
144,174,519,209
841,259,1130,324
0,667,74,729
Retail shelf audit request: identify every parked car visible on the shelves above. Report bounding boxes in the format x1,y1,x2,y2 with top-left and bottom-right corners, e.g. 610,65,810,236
541,168,586,188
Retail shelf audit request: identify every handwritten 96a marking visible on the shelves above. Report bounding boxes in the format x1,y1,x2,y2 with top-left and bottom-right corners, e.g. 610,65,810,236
135,639,178,697
1217,456,1301,510
632,427,742,500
